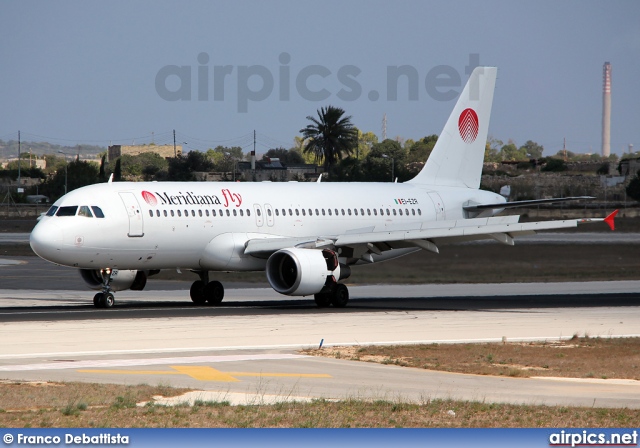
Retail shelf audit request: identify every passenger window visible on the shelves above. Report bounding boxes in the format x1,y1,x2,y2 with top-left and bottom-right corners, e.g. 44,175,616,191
418,209,422,216
198,210,203,217
257,209,262,216
341,209,345,216
275,209,279,216
335,209,339,215
328,209,332,216
184,210,188,216
309,209,313,216
393,209,397,216
78,206,93,218
322,209,325,216
267,209,272,216
405,208,409,216
226,210,230,216
233,209,237,216
295,209,299,216
156,210,160,217
315,209,319,215
46,206,58,216
212,210,217,217
56,206,78,217
348,209,352,216
163,210,167,217
240,209,244,216
302,209,306,216
247,209,251,216
373,209,377,216
412,209,415,216
398,209,403,216
177,210,182,217
361,208,365,215
171,210,175,217
282,209,286,216
205,210,209,217
367,209,371,216
148,210,153,217
386,209,390,216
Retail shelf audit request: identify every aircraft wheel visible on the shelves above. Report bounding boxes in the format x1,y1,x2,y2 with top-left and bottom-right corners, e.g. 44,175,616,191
190,280,206,304
314,292,332,308
103,293,115,308
204,281,224,305
331,284,349,308
93,293,104,308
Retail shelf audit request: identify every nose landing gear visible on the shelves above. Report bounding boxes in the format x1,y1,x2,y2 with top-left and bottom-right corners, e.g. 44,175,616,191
93,268,115,308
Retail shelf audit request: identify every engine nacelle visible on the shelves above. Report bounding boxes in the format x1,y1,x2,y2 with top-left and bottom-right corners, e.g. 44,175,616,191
80,269,147,292
266,248,340,296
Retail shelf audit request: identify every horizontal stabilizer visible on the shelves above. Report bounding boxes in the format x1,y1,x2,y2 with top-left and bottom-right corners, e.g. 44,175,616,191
463,196,594,212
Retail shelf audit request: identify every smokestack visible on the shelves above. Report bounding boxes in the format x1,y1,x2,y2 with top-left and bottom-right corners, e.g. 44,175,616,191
601,62,611,158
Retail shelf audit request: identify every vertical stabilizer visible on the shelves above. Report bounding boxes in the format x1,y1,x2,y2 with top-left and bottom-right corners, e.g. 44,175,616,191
409,66,497,188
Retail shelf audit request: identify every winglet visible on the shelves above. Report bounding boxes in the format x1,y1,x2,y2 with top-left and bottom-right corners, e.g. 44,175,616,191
604,209,618,231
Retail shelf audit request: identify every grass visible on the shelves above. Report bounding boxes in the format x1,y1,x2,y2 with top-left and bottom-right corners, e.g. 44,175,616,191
0,383,638,428
303,337,640,380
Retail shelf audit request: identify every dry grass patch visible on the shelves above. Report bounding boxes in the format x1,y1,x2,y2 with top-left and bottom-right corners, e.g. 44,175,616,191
0,391,638,428
304,337,640,380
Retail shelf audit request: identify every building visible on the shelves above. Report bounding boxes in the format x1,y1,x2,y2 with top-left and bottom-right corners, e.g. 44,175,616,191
237,158,320,182
107,144,181,161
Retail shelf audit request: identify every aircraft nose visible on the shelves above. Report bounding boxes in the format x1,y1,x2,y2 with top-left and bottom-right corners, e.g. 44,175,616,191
30,220,64,262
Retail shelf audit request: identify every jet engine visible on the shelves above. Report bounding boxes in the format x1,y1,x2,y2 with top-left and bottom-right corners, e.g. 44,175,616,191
266,248,345,296
80,269,148,292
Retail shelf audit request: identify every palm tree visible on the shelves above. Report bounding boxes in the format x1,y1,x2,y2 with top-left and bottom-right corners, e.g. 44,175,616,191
300,106,358,171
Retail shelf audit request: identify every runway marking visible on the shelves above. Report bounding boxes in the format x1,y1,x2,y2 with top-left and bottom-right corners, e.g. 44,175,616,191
77,365,332,382
0,353,307,371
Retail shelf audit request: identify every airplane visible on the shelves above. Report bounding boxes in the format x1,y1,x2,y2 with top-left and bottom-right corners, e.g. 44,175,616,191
29,67,617,308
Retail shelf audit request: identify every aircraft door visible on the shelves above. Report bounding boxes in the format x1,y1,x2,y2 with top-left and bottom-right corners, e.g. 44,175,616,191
264,204,274,227
427,192,446,221
119,192,144,237
253,204,264,227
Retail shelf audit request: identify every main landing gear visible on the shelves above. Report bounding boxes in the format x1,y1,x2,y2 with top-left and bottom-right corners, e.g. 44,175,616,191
93,268,115,309
314,283,349,308
190,271,225,305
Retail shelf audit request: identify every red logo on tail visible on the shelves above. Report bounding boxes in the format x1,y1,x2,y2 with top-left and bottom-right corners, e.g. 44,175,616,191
141,191,158,206
458,108,479,144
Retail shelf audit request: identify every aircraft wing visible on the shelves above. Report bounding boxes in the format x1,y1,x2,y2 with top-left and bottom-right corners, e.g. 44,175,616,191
463,196,594,212
243,211,617,257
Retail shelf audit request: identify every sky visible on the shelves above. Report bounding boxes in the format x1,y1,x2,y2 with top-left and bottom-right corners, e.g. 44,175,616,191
1,0,639,157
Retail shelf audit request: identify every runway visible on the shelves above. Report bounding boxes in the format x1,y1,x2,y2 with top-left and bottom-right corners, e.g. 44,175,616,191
0,283,639,408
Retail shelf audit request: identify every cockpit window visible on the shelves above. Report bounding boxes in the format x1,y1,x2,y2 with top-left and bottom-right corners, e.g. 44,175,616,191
56,206,78,217
45,206,58,217
78,206,93,218
91,206,105,218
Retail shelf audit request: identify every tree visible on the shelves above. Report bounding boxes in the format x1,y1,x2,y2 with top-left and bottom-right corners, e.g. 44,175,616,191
500,140,528,161
626,173,640,202
407,135,438,164
520,140,544,159
362,139,409,182
113,159,122,181
99,155,106,182
262,147,304,165
40,159,100,200
300,105,358,171
541,158,568,172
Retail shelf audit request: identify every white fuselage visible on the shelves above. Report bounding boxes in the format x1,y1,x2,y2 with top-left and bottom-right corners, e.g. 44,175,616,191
29,180,505,272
